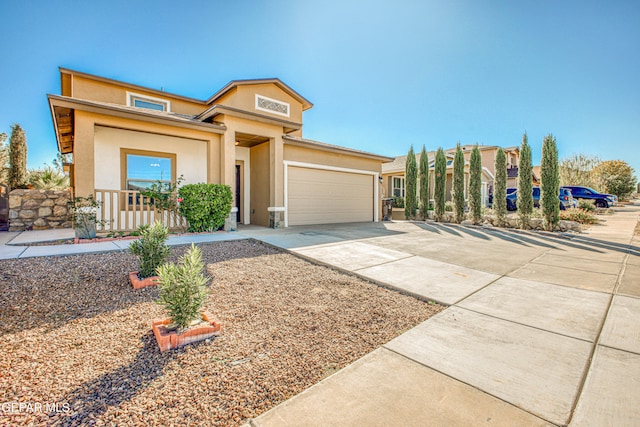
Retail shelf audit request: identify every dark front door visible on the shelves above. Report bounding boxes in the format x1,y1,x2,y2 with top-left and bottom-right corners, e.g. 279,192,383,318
235,165,241,223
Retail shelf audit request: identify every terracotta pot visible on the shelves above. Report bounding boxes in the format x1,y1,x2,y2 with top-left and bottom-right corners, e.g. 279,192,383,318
152,312,221,352
129,271,160,289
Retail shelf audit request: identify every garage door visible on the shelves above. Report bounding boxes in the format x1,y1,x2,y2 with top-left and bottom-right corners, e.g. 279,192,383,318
287,166,374,226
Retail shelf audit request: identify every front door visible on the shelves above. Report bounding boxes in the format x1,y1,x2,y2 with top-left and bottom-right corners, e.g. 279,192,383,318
235,165,241,223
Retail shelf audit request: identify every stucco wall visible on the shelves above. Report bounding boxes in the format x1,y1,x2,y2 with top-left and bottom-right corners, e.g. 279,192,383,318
70,75,205,116
215,83,303,123
283,144,382,173
9,189,72,231
93,126,208,190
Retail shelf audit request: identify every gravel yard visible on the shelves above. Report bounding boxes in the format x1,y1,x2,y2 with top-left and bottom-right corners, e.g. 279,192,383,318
0,240,443,426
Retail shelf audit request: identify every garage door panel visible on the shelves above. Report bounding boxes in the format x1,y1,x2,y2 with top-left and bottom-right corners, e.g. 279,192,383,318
288,167,374,226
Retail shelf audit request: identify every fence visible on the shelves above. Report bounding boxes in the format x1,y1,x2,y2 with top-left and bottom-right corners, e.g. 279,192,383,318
94,189,187,232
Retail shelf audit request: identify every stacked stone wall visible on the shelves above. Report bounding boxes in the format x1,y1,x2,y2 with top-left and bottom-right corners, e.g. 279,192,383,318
9,189,72,231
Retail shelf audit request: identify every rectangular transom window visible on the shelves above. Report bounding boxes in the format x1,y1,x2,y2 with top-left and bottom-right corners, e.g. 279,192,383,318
127,91,170,112
255,94,290,117
393,176,405,197
121,149,176,192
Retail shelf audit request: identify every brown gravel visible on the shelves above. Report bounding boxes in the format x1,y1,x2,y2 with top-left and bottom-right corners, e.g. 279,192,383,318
0,240,443,426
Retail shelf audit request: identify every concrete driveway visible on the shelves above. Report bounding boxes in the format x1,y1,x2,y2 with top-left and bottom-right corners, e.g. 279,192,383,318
243,203,640,426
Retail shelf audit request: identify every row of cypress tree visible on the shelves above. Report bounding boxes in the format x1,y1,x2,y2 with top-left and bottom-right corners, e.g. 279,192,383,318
403,132,560,231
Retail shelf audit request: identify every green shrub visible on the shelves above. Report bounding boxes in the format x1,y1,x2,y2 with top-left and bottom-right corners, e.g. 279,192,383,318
405,146,417,220
129,221,170,278
141,176,186,232
68,194,105,238
560,208,598,224
419,145,429,220
445,200,454,212
493,148,507,226
28,166,69,190
469,145,482,223
517,133,533,229
434,148,447,221
541,134,560,231
452,144,465,223
393,196,405,208
178,183,233,232
156,244,209,330
577,199,595,212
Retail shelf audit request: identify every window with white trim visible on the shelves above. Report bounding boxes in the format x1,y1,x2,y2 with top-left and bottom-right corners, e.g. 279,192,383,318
127,92,171,112
393,176,405,197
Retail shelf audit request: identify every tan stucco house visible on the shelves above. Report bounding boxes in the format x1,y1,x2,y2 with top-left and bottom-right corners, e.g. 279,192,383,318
382,145,522,208
48,68,392,230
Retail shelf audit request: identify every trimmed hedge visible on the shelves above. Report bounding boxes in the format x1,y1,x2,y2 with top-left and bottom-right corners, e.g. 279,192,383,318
178,183,232,232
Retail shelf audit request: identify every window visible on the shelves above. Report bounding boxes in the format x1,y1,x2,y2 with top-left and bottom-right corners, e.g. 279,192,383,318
127,92,170,112
393,176,405,197
255,94,290,117
121,149,175,192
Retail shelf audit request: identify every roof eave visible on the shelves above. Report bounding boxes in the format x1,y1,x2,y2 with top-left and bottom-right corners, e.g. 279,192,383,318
283,135,393,162
198,104,303,132
58,68,208,105
47,95,227,154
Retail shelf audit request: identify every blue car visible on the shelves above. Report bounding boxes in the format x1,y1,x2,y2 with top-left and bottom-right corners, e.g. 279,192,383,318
506,187,577,211
560,186,617,208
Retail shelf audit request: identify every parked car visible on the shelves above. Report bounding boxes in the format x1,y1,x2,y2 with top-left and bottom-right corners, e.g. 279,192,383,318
560,186,618,208
506,186,576,211
558,187,578,210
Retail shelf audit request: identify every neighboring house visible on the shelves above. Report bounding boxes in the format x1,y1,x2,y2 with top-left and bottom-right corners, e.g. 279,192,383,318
48,68,392,230
382,145,522,207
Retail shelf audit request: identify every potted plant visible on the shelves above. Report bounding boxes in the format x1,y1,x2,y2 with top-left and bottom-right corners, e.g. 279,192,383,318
152,244,221,352
68,195,104,239
128,221,171,289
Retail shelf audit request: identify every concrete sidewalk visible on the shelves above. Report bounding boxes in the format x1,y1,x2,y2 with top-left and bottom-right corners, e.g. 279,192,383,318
246,203,640,426
0,228,247,259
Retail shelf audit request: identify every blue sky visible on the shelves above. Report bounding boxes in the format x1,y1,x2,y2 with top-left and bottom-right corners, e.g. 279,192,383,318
1,0,638,179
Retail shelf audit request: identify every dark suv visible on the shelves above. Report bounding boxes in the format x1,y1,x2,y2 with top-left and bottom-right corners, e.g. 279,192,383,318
506,186,577,211
561,186,617,208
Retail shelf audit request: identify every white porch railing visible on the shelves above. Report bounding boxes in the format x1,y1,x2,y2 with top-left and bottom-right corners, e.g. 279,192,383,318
95,189,187,232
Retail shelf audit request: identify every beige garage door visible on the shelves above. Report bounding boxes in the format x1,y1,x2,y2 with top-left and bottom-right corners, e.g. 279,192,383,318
288,167,374,226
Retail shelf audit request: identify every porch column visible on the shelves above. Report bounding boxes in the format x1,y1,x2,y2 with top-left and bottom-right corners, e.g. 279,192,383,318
268,135,284,228
74,112,95,198
221,127,237,231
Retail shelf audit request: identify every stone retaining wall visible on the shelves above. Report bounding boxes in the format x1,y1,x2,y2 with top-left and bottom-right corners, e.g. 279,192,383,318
9,189,72,231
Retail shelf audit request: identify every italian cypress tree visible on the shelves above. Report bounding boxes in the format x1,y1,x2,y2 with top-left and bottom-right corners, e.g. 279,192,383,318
434,147,446,221
419,145,429,220
469,145,482,223
494,148,507,227
452,143,465,223
517,132,533,229
405,146,418,220
8,124,28,189
541,134,560,231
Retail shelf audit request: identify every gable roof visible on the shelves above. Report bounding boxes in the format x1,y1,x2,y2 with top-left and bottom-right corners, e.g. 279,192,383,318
206,78,313,110
48,94,226,154
58,68,313,110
